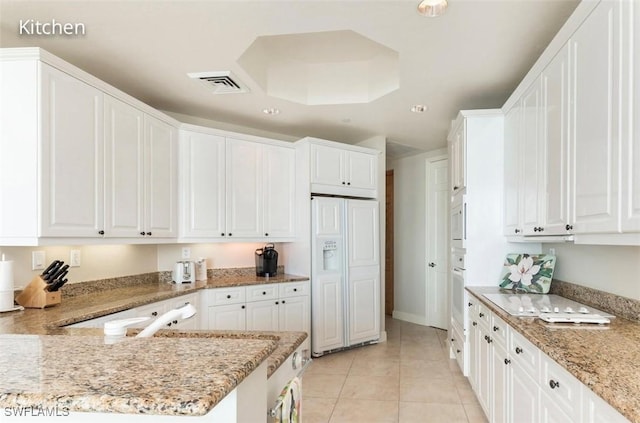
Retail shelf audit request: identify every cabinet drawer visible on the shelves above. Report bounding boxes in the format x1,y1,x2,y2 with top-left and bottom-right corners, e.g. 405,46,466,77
170,293,199,309
477,302,491,327
134,302,166,320
450,322,465,372
279,280,310,298
246,283,278,302
510,329,540,380
490,314,509,346
452,249,465,270
541,354,581,417
206,287,246,305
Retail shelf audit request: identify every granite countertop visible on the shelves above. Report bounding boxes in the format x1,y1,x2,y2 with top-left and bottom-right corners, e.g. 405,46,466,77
0,272,310,416
467,286,640,423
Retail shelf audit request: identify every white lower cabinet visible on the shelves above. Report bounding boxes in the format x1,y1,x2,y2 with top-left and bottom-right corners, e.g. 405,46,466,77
468,294,629,423
203,281,310,333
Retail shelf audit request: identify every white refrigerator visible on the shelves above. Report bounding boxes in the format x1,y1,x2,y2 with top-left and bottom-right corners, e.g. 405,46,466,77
311,196,380,357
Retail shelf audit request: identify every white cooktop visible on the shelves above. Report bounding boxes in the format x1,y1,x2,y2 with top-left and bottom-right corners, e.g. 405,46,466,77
482,293,615,319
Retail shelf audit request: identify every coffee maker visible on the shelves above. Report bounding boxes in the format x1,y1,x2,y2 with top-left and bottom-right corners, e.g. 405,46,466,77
255,244,278,277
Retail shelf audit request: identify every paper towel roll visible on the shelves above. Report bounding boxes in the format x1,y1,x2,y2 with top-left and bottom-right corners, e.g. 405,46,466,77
0,290,15,311
0,260,14,291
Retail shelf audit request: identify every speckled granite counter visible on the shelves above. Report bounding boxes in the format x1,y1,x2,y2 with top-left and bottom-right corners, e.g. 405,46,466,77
0,271,309,416
467,286,640,423
0,334,276,416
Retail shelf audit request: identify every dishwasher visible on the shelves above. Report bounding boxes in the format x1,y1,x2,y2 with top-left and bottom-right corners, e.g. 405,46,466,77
267,340,312,422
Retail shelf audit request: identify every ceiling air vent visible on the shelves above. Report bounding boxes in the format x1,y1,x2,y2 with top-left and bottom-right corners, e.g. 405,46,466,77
187,71,250,94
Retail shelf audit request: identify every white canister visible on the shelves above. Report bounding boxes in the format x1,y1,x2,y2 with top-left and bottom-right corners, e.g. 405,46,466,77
195,258,208,281
0,259,14,292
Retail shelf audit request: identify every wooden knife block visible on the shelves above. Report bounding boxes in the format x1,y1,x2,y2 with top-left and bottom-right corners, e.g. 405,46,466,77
16,276,61,309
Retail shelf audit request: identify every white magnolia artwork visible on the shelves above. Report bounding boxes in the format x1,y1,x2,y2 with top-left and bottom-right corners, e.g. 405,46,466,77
499,254,556,293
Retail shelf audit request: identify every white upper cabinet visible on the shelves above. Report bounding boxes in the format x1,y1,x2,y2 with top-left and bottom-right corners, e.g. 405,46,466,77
448,119,466,195
540,44,570,236
180,131,226,238
310,142,378,198
520,77,543,235
620,0,640,232
0,50,179,245
226,138,263,238
569,0,622,234
503,106,522,236
503,0,639,244
39,64,105,238
104,95,144,238
262,144,296,238
104,97,178,239
179,128,296,241
0,60,105,244
144,116,178,238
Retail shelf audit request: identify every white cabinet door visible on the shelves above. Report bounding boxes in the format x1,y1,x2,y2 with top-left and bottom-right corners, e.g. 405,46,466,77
347,199,379,267
246,299,279,331
541,45,571,235
503,106,522,236
180,131,226,238
310,144,345,187
144,116,178,238
510,362,539,423
492,341,509,423
208,304,246,331
40,64,104,237
521,78,543,235
311,273,344,354
104,95,144,238
468,314,480,391
540,390,574,423
570,0,621,234
347,268,380,345
263,145,295,238
279,295,310,333
621,0,640,233
346,151,377,190
476,324,491,416
448,121,465,194
226,138,262,238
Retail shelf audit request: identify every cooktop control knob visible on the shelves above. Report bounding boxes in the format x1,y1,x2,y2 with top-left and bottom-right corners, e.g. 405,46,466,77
540,306,551,313
553,307,560,313
518,306,524,313
564,307,574,313
527,307,537,313
579,307,589,314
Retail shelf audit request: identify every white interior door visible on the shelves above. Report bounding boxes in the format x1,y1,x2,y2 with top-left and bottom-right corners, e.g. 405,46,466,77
426,158,449,329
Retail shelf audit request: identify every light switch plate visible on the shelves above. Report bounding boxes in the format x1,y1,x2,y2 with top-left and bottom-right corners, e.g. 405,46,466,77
181,247,191,259
32,251,45,270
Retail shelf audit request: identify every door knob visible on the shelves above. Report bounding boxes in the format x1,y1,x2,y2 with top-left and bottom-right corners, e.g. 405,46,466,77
428,262,436,267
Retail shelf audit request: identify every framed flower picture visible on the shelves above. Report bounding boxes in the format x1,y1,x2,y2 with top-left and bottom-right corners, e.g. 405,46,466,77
499,254,556,293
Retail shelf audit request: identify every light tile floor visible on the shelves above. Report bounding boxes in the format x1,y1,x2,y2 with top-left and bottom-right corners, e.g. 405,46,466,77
302,317,489,423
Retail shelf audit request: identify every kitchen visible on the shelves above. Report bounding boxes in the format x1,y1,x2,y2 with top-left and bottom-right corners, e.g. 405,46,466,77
1,0,639,422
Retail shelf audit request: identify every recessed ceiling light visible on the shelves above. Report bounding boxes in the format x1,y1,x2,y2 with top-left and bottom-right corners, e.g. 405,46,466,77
417,0,448,17
341,118,352,123
411,104,429,113
262,107,280,115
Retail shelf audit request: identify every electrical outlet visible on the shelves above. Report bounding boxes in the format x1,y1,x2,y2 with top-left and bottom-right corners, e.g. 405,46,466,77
181,247,191,259
32,251,45,270
70,249,81,267
549,248,556,256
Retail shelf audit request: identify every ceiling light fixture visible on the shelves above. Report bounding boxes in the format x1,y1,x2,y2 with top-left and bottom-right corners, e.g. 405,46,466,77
262,107,280,115
417,0,448,17
411,104,429,113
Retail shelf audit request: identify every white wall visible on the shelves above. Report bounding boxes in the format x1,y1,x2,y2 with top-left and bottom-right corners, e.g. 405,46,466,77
388,148,447,324
544,243,640,300
0,245,157,288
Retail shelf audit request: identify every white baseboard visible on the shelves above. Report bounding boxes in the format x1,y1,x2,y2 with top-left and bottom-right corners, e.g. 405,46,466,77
392,310,427,326
378,330,387,343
